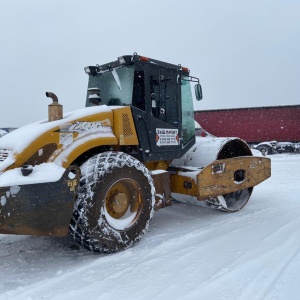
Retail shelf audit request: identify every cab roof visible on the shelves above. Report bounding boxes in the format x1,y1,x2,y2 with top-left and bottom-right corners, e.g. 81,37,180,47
86,54,190,75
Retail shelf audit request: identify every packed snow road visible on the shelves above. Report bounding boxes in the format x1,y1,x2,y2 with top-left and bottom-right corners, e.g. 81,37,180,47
0,154,299,300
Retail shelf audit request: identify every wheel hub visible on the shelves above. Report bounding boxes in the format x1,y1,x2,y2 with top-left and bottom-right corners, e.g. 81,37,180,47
105,179,141,220
107,191,130,218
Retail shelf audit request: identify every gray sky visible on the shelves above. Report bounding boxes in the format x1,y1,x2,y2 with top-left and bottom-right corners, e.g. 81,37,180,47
0,0,299,127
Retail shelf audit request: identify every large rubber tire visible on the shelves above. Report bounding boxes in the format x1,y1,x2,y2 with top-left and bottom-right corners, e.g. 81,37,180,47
69,152,155,253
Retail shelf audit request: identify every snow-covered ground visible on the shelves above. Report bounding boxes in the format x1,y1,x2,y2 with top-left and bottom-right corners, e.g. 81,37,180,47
0,154,299,300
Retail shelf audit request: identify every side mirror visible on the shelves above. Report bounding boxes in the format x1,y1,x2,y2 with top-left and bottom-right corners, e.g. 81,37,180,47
195,83,203,101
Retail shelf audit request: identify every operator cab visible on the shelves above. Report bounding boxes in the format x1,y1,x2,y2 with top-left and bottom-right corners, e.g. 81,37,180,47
84,54,202,162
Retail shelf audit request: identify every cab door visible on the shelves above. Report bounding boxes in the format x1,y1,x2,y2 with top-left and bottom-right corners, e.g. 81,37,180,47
147,66,183,160
132,63,196,162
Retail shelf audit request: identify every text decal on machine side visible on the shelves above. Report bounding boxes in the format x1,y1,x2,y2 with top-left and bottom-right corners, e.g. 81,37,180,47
156,128,179,146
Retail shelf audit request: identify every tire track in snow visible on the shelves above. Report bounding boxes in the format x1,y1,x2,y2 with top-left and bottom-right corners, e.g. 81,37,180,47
180,214,300,300
0,201,295,299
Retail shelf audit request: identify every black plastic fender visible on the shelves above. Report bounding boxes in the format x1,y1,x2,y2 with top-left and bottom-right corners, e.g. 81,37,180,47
0,165,80,236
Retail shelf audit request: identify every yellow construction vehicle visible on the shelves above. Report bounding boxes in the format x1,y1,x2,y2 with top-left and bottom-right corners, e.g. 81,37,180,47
0,54,271,253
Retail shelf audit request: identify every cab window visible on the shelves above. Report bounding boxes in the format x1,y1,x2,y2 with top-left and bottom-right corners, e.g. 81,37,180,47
86,65,135,107
181,77,195,144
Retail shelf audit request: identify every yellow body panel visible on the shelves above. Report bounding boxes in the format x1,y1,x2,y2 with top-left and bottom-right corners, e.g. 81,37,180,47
10,131,59,170
170,156,271,200
54,136,119,168
145,161,170,171
112,107,139,145
7,107,139,171
170,173,198,197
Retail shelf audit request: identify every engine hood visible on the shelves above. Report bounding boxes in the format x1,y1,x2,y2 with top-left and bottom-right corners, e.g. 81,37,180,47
0,105,115,173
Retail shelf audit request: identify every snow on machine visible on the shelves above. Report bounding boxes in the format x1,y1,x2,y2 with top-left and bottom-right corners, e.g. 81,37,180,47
0,54,271,253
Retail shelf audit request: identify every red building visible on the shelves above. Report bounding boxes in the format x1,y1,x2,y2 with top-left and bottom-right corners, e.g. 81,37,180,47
194,105,300,143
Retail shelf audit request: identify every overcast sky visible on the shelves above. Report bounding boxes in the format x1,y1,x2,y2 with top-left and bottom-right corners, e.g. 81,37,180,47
0,0,299,127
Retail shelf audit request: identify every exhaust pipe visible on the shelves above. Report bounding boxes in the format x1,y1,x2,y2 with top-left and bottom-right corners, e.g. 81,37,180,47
46,92,63,122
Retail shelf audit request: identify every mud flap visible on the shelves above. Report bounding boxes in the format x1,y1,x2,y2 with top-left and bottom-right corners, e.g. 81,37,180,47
0,165,80,237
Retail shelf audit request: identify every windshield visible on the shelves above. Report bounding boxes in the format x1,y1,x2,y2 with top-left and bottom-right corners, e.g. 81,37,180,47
86,65,135,107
